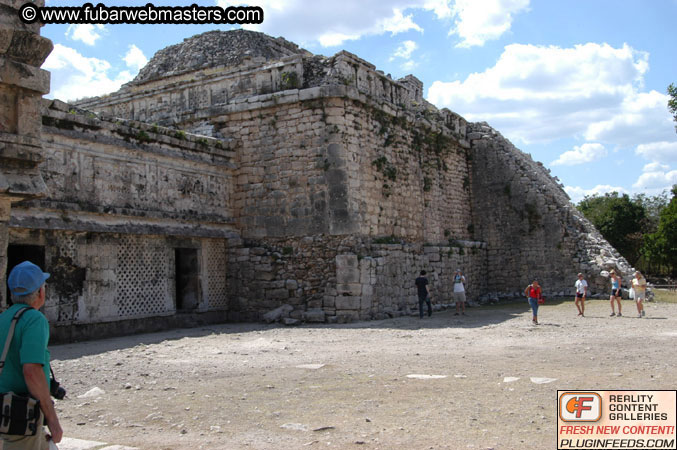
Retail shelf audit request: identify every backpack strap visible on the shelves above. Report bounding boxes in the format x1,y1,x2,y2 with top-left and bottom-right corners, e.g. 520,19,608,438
0,306,32,374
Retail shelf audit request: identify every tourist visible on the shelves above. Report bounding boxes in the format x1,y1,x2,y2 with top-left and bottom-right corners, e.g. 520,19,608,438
452,269,466,316
574,273,588,317
0,261,63,449
524,280,542,325
609,270,623,317
415,270,432,319
632,271,647,318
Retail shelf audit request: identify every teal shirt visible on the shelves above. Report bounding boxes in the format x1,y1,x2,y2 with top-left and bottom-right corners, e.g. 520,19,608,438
0,304,51,394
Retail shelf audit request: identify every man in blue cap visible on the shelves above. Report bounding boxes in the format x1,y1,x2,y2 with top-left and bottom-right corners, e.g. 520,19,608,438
0,261,62,449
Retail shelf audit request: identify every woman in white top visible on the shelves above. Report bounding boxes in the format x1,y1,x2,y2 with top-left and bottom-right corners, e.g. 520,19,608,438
574,273,588,317
453,269,466,316
632,271,647,318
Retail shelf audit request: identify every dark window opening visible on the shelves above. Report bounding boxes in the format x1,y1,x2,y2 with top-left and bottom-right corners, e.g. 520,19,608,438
6,244,46,306
175,248,199,312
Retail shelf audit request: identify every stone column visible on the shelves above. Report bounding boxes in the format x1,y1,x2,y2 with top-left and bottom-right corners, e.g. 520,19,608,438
0,0,52,307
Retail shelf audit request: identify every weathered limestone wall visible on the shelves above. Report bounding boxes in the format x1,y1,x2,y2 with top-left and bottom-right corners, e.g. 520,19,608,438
8,228,229,342
468,123,633,297
8,234,229,333
0,0,52,307
74,49,427,136
214,96,336,238
11,100,236,237
6,104,237,336
76,54,306,130
338,98,472,243
226,235,486,323
11,29,637,336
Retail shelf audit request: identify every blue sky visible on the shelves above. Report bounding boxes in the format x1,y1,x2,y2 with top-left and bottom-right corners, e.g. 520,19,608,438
41,0,677,203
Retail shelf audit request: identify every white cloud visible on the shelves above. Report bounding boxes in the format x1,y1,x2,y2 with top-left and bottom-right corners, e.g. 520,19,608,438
552,143,607,166
381,9,423,35
219,0,524,48
584,91,675,146
66,24,105,46
390,40,419,71
123,45,148,72
391,40,418,60
318,32,362,48
450,0,530,48
219,0,429,47
635,141,677,164
630,142,677,194
44,44,134,101
632,167,677,191
427,42,673,147
565,184,627,204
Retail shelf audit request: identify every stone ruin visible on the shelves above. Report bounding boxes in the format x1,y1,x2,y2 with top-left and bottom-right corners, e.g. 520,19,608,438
1,26,633,341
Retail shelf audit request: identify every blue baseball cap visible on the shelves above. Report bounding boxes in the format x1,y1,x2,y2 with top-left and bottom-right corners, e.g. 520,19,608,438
7,261,50,298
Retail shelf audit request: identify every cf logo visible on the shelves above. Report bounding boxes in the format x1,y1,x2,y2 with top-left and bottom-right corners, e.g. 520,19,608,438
559,392,602,422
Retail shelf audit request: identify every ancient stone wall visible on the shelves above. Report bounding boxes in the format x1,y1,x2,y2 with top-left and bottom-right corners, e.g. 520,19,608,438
468,122,633,297
6,103,236,332
11,100,236,237
2,29,638,339
338,98,472,243
0,0,52,307
76,54,306,131
226,235,486,323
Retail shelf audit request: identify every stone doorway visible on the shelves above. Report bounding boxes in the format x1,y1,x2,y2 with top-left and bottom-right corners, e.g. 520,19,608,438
175,248,199,312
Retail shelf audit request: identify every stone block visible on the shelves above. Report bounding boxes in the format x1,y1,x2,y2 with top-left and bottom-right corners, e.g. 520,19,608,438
335,311,358,323
266,288,290,300
262,304,294,323
307,299,322,309
323,296,336,308
303,308,325,323
336,253,357,268
335,296,360,310
337,267,360,284
336,283,361,296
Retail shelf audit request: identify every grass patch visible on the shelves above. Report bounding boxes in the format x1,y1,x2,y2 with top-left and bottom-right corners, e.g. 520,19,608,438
653,289,677,303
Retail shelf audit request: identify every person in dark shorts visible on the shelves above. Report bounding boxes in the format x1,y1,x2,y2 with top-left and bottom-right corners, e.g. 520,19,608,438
609,270,623,317
574,273,588,317
415,270,431,319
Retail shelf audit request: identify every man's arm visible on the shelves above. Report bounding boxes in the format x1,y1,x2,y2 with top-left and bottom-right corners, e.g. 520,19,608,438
23,363,63,443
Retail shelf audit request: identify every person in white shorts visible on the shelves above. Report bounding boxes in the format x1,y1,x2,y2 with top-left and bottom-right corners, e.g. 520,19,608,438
574,273,588,317
452,269,466,316
632,271,647,318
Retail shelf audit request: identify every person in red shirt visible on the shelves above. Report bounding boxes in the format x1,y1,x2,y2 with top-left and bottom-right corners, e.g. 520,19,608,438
524,280,542,325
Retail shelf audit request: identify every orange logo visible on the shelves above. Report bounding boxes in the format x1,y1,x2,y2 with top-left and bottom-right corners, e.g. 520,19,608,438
559,392,602,422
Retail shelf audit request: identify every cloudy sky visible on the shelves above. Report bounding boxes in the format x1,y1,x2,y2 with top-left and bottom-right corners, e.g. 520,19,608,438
42,0,677,203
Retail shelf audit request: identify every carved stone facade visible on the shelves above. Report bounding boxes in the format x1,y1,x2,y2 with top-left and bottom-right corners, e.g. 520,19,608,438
2,29,632,341
0,0,52,307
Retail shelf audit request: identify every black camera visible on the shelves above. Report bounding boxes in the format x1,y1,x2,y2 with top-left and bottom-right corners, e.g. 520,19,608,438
50,375,66,400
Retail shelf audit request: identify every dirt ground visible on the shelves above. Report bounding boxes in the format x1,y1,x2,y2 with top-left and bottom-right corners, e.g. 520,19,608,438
50,298,677,450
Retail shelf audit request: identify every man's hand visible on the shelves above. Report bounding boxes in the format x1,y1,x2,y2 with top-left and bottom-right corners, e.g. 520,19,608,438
45,417,63,444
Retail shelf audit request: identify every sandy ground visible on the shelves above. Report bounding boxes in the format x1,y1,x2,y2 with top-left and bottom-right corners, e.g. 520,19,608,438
50,298,677,450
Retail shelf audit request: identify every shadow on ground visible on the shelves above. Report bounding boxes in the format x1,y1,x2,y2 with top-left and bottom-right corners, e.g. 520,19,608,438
53,297,660,361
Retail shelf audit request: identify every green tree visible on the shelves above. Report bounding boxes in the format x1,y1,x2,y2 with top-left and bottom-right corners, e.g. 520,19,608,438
669,83,677,132
578,192,646,264
633,191,669,233
647,185,677,275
